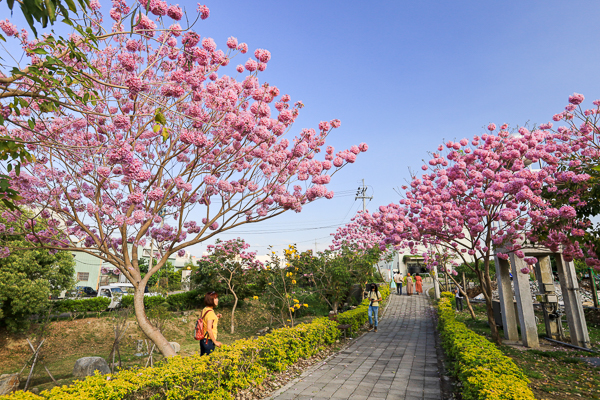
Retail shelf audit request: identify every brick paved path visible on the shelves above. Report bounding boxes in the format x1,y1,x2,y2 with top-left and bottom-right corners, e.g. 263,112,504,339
268,287,442,400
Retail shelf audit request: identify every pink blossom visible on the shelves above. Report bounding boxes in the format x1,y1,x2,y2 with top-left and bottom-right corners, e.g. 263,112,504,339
196,4,210,19
559,205,577,219
569,93,585,105
227,37,238,49
202,38,216,52
167,5,183,20
245,59,258,72
0,20,18,37
254,49,271,63
487,123,496,131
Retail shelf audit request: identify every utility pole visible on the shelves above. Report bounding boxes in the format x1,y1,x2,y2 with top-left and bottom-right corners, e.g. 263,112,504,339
355,179,373,212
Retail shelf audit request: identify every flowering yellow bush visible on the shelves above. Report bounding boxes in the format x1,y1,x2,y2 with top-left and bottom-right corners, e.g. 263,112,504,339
0,318,340,400
437,298,535,400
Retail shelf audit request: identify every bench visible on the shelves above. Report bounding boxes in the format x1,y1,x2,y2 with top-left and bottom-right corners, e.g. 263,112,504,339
329,313,352,339
337,324,352,339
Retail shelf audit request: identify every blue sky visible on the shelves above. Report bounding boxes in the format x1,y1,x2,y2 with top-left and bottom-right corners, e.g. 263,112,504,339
195,0,600,256
6,0,600,257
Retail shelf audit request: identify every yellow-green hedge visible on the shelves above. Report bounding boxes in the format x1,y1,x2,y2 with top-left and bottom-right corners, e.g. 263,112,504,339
437,297,535,400
1,318,340,400
337,284,390,333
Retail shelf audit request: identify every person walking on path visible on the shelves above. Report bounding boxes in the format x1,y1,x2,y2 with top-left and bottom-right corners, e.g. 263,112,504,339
406,273,414,296
367,283,383,332
197,291,222,356
268,283,443,400
415,273,423,295
394,271,403,295
455,287,464,312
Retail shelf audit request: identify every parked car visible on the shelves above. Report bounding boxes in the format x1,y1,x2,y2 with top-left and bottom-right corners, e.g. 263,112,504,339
108,282,161,297
97,286,127,309
76,286,98,297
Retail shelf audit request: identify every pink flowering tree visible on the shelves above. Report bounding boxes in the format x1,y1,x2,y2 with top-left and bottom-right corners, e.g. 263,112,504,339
369,125,585,343
0,2,367,356
535,93,600,270
197,238,262,334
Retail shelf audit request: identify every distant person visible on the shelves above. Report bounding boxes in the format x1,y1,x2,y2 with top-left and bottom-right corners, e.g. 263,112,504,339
367,283,383,333
455,287,464,312
197,291,223,356
415,273,423,295
406,273,414,296
394,271,403,295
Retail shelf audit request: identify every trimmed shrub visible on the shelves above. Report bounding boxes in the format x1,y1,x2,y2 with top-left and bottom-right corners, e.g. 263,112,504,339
440,290,456,308
119,294,168,310
437,297,535,400
0,317,340,400
166,289,202,311
52,297,111,314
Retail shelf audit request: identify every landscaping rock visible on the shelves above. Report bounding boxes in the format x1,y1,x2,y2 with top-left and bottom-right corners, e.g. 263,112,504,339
169,342,181,353
0,374,19,395
73,357,110,378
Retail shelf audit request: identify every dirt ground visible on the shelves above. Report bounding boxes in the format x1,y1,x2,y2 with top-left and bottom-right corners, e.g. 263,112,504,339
0,300,289,392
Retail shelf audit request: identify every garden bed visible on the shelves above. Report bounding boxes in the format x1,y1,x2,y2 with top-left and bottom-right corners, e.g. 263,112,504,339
453,300,600,399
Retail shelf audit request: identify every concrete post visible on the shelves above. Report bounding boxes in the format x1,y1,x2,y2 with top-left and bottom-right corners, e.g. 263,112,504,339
433,265,441,300
509,253,539,348
494,255,519,340
555,254,591,348
534,256,560,340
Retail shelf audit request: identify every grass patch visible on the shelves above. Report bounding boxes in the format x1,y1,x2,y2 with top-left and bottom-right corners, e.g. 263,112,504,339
0,299,295,393
454,302,600,400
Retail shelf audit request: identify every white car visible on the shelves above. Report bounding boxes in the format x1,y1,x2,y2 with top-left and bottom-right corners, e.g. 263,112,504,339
97,285,128,309
108,282,162,297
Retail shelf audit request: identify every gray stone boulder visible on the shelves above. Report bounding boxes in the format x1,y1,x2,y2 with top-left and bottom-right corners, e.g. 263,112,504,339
73,357,110,378
169,342,180,353
0,374,19,395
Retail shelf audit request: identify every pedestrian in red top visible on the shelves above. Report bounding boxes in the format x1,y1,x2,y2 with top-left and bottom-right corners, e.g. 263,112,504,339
415,273,423,295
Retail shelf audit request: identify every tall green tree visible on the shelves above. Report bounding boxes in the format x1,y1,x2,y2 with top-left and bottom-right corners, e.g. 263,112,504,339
0,218,75,331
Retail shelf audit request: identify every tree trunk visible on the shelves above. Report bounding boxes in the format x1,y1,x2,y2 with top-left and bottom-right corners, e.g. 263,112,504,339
133,287,176,358
333,301,339,314
482,274,500,344
231,291,238,334
448,273,476,319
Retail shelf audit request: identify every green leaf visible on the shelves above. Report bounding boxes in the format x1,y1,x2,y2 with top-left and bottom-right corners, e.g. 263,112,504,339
64,0,77,13
155,111,167,125
44,0,57,22
162,128,169,142
30,48,48,55
28,119,35,130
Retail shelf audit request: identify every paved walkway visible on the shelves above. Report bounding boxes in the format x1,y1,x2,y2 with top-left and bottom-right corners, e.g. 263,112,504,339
269,287,442,400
